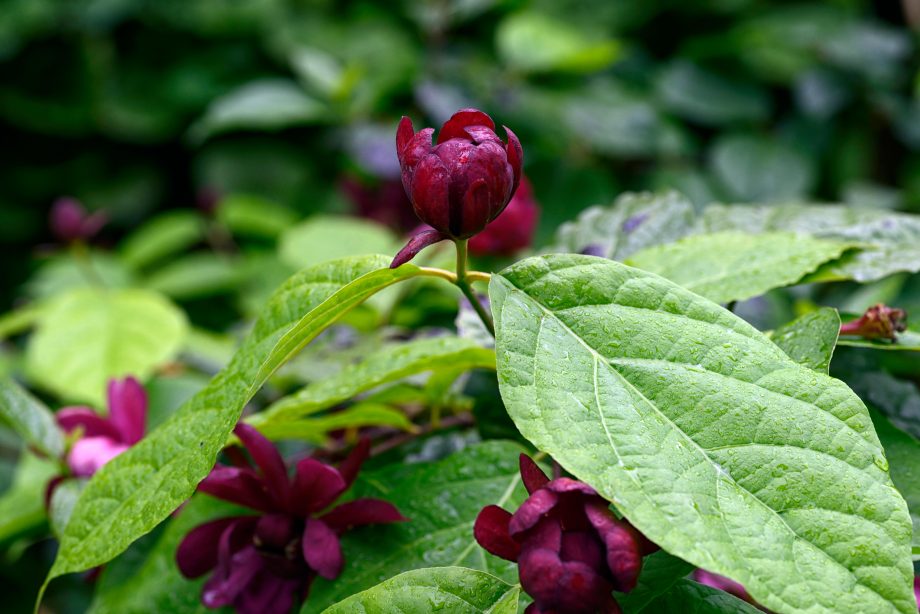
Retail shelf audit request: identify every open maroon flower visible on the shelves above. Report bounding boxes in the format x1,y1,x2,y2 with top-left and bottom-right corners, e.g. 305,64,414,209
839,303,908,341
50,197,107,243
390,108,523,266
469,176,539,257
177,424,406,614
56,377,147,478
474,455,651,614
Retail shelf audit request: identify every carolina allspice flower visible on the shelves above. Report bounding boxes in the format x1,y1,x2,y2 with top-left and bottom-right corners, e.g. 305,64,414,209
474,455,652,614
50,197,107,243
839,304,908,341
177,425,406,614
390,108,523,267
468,176,539,257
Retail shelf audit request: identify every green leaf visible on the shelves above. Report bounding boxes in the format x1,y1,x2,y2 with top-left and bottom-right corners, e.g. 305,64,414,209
304,441,530,612
770,308,841,373
655,61,770,126
0,452,56,544
709,135,816,202
869,410,920,560
626,232,853,304
254,336,494,430
145,253,249,300
698,203,920,282
42,256,424,589
48,479,85,538
0,304,44,341
260,403,415,444
88,496,245,614
615,550,695,613
490,254,914,613
496,11,619,74
25,288,189,405
639,578,762,613
321,567,520,614
120,211,205,271
550,190,696,261
26,252,134,301
217,194,298,239
278,215,398,271
0,377,64,457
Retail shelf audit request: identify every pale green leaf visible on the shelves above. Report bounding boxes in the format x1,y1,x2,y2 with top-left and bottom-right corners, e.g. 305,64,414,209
0,452,56,544
49,479,85,538
217,194,298,239
43,256,424,586
26,288,189,405
120,211,205,271
0,304,44,341
304,441,529,612
321,567,519,614
145,253,249,300
490,254,914,613
26,252,134,300
868,410,920,560
656,61,770,126
259,403,415,444
770,308,841,373
626,231,853,304
709,135,815,202
0,377,64,457
278,215,398,271
496,11,619,73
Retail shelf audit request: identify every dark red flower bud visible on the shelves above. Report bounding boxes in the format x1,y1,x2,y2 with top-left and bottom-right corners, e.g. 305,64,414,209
396,108,522,240
839,304,908,341
474,454,646,614
50,197,107,243
469,176,539,256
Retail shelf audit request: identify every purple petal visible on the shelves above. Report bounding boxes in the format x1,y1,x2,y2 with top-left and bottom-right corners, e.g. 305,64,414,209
198,466,275,513
437,109,495,144
693,569,754,604
584,501,643,592
503,126,523,195
107,377,147,444
518,546,616,614
473,505,520,562
234,571,301,614
544,477,599,497
254,513,300,551
519,454,550,495
322,498,407,532
177,516,253,579
464,125,502,145
390,228,451,268
235,424,291,511
337,437,370,490
56,407,121,440
396,116,415,164
67,436,129,477
291,459,346,515
509,489,558,538
400,127,435,172
202,545,263,609
302,518,344,580
560,530,605,570
409,153,451,233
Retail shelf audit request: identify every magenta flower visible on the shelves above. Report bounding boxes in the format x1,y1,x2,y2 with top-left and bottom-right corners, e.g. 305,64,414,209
474,455,650,614
55,377,147,478
50,197,107,243
469,177,539,257
391,108,523,267
839,303,908,341
177,424,406,614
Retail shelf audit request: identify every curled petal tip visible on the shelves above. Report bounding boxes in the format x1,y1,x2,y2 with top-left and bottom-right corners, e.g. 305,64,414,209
390,228,450,268
474,505,520,562
503,126,523,194
437,108,496,144
396,116,415,162
519,454,550,495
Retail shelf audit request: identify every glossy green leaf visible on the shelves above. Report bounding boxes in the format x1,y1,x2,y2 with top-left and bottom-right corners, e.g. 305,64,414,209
26,288,189,405
321,567,520,614
615,550,695,613
48,479,85,538
490,254,914,613
42,256,424,590
0,377,64,457
770,308,841,373
259,403,414,443
217,194,298,239
496,11,619,74
709,135,815,202
304,441,530,612
279,215,398,271
120,211,205,271
550,190,696,261
254,336,494,429
0,452,56,544
640,578,762,613
869,410,920,560
840,371,920,441
699,203,920,282
626,232,853,304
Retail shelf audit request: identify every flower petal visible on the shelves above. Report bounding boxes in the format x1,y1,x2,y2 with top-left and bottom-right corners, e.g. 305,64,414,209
396,116,415,164
518,546,617,614
437,109,495,144
202,544,263,609
473,505,520,562
177,516,253,579
107,377,147,444
544,477,599,497
337,437,371,490
322,498,407,532
291,458,347,515
56,407,121,440
509,488,558,538
235,424,290,511
409,153,451,233
199,466,275,513
584,501,643,592
67,436,129,477
400,127,435,172
503,126,523,195
234,570,301,614
302,518,344,580
519,454,550,495
390,228,450,268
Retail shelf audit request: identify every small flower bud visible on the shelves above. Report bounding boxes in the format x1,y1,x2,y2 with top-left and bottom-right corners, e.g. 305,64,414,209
50,197,107,243
839,304,908,341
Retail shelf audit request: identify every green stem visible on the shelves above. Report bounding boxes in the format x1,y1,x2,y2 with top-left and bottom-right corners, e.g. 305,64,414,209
71,241,105,288
454,239,495,337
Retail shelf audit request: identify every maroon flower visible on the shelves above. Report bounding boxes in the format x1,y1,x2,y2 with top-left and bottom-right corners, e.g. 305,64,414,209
56,377,147,478
469,176,539,257
50,197,107,243
839,304,908,341
390,108,523,266
341,176,419,233
177,424,406,614
474,455,651,614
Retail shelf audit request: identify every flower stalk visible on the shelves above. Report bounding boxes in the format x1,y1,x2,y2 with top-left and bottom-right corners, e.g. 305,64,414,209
455,239,495,336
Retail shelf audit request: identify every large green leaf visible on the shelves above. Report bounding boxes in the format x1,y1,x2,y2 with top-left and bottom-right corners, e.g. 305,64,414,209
25,288,189,405
550,190,696,261
639,578,762,613
279,215,399,271
699,203,920,282
496,11,619,74
769,308,841,373
0,377,64,457
304,441,529,612
321,567,520,614
626,231,853,304
708,135,815,202
253,336,495,432
0,452,56,544
120,211,205,271
869,410,920,560
490,254,914,613
41,256,424,591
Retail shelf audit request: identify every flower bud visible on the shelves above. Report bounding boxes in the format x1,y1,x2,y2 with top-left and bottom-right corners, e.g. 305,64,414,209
469,177,539,256
50,197,107,243
839,304,907,341
396,108,522,240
